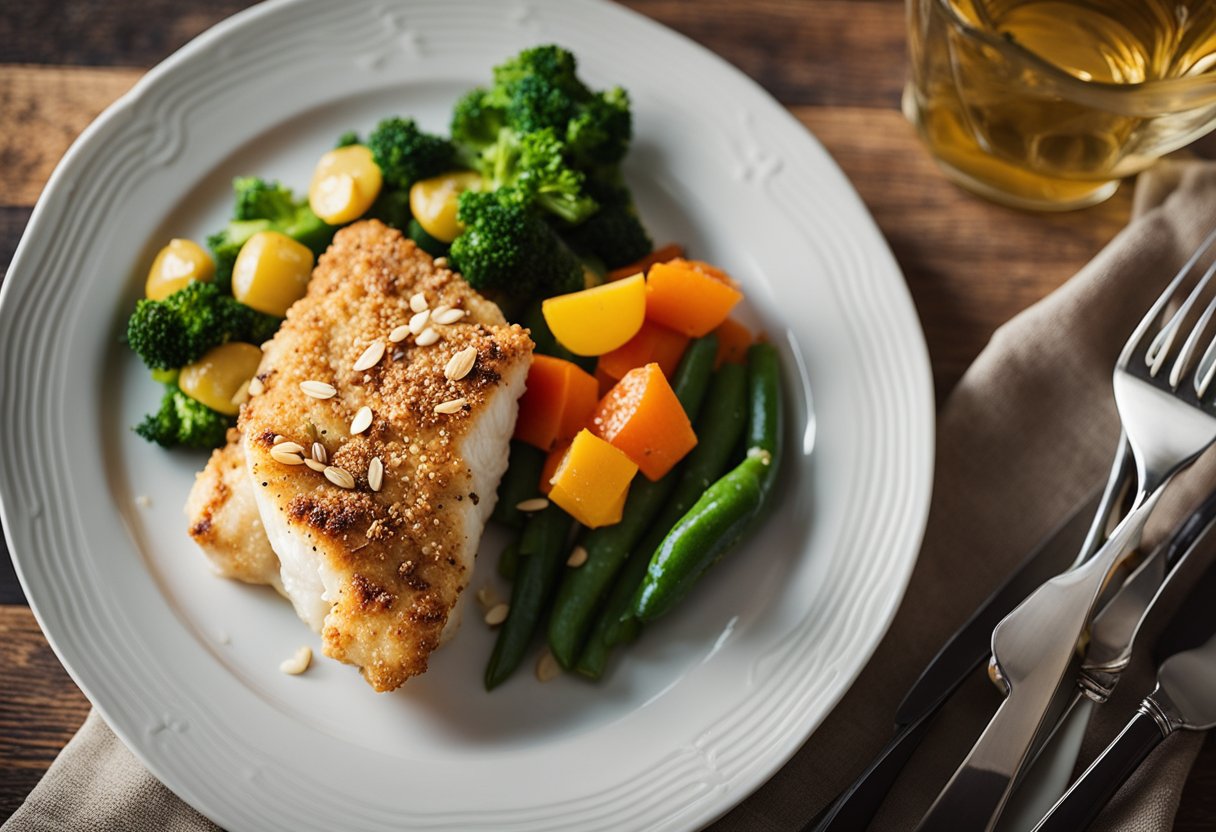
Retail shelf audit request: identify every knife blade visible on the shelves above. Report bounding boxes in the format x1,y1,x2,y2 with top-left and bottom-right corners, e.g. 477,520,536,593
1032,565,1216,832
806,488,1105,832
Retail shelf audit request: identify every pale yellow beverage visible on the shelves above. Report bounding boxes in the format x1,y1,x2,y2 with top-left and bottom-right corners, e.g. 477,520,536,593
906,0,1216,209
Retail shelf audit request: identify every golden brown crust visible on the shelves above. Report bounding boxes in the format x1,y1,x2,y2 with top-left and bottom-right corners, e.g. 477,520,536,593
240,221,532,691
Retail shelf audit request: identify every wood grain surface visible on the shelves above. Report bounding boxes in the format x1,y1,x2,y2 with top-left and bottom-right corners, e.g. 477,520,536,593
0,0,1213,828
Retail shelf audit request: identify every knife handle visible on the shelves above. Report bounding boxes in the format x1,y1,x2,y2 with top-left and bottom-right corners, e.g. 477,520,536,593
1031,708,1166,832
805,712,935,832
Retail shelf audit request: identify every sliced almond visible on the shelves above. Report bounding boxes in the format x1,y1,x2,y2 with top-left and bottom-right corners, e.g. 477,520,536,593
304,458,327,473
416,327,441,347
433,307,466,325
248,376,265,396
388,324,411,343
230,380,251,407
311,442,328,464
433,396,466,415
270,447,305,466
324,466,356,489
433,257,449,268
484,603,510,627
408,309,431,335
409,292,428,313
536,650,561,683
300,380,337,400
567,546,589,568
279,645,312,675
273,441,304,454
516,497,549,513
350,406,373,436
353,340,386,372
368,456,384,492
444,346,478,381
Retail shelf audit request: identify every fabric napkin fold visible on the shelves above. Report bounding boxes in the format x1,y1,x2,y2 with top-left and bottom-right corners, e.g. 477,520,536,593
6,161,1216,832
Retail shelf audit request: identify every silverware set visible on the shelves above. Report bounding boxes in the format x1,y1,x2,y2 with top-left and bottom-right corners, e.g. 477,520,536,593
812,229,1216,832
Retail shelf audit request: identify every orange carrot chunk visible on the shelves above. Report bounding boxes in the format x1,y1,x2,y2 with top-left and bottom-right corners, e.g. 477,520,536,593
645,259,743,337
713,317,753,369
606,243,685,282
548,430,638,528
598,319,690,381
590,362,698,481
514,356,599,451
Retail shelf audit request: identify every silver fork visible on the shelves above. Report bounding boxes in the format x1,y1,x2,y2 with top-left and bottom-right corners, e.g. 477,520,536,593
916,232,1216,832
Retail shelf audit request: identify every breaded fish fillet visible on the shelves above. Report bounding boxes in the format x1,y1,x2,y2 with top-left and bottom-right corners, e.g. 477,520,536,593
239,220,532,691
185,429,283,592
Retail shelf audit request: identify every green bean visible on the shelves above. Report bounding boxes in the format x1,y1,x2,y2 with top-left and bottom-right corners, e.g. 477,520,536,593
497,539,521,581
484,505,574,689
546,334,719,669
491,441,547,529
576,362,748,677
632,343,783,622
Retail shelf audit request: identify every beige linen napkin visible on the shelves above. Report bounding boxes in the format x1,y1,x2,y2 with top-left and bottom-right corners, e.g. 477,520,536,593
6,161,1216,832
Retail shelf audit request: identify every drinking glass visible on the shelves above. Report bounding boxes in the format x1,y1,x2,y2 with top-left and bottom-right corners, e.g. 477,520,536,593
905,0,1216,210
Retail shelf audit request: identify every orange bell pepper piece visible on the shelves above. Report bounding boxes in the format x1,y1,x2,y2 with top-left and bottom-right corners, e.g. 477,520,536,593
645,259,743,337
548,430,638,528
597,319,690,381
513,356,599,451
591,362,698,481
713,317,753,369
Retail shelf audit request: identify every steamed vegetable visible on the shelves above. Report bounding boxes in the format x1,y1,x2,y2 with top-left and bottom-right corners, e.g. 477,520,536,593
645,260,743,337
513,355,599,451
547,429,638,528
145,238,214,301
540,273,646,356
308,144,383,225
230,230,315,317
135,383,231,449
127,281,279,372
590,362,698,481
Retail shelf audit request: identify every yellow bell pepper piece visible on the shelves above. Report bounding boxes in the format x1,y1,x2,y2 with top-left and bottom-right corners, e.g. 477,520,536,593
547,429,638,527
231,230,314,317
409,171,482,243
308,145,383,225
541,273,646,356
145,238,214,300
179,342,263,416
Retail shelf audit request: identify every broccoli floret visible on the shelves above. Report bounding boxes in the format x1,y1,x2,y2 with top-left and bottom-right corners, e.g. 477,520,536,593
565,87,632,167
449,188,583,297
450,88,505,157
491,45,589,103
561,174,651,267
135,383,231,449
127,281,279,371
368,117,459,191
335,130,361,148
481,127,597,224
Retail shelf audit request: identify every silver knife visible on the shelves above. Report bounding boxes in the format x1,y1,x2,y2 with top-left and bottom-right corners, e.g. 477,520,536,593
1032,619,1216,831
806,487,1107,832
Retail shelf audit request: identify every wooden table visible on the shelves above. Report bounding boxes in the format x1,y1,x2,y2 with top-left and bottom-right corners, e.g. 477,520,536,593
1,0,1213,827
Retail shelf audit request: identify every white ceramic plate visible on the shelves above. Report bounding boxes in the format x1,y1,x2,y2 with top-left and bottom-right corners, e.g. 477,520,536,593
0,1,934,829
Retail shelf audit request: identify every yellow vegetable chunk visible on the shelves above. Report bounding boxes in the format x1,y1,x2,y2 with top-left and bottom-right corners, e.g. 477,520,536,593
231,230,315,317
145,238,214,300
547,429,638,528
308,145,383,225
179,342,263,416
542,273,646,356
409,171,482,243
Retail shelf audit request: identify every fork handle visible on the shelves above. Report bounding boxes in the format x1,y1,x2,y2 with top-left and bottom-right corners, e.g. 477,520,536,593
914,494,1160,832
1031,707,1167,832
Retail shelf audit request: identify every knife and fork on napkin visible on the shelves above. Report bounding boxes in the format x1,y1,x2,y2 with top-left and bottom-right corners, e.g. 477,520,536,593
811,181,1216,832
